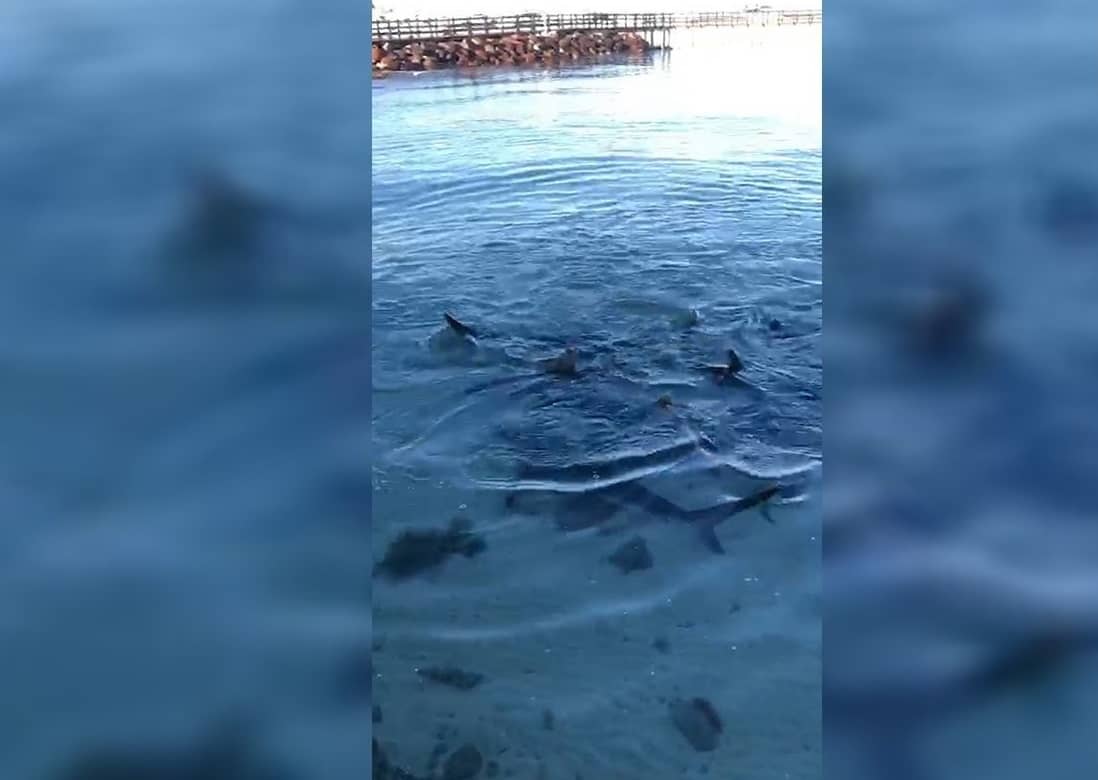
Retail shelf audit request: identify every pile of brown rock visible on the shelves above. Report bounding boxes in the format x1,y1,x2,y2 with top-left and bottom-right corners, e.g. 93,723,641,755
372,30,651,75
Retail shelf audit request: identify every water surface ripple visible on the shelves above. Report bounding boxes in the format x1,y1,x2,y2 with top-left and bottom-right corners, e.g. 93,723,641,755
373,28,820,780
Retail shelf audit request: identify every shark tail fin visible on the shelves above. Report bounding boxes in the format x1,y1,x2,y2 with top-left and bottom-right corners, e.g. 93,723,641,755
697,519,726,554
690,484,782,553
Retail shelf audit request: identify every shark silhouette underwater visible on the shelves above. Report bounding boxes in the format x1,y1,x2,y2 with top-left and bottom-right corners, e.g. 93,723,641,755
428,311,792,553
503,445,786,554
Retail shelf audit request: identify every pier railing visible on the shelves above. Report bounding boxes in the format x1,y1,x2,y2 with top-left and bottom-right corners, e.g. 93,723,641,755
677,9,822,27
371,13,542,43
543,12,675,33
372,9,821,44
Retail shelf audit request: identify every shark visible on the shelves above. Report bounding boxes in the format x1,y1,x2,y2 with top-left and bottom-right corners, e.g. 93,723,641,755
506,448,785,554
431,311,792,553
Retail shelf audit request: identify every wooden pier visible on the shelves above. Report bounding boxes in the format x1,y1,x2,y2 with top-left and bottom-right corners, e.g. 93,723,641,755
372,9,821,47
676,9,822,28
371,13,542,45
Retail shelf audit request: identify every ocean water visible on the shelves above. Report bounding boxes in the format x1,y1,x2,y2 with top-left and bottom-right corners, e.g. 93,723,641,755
825,0,1098,778
1,2,369,778
373,26,821,779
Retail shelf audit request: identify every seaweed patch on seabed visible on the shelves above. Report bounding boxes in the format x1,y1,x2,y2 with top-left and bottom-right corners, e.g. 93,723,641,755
375,516,487,580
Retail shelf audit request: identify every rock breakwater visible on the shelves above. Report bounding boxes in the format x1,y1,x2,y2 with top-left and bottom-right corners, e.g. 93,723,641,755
372,30,652,75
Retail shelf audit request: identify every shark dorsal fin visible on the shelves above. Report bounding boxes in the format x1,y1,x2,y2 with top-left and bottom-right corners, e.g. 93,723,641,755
444,312,477,339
